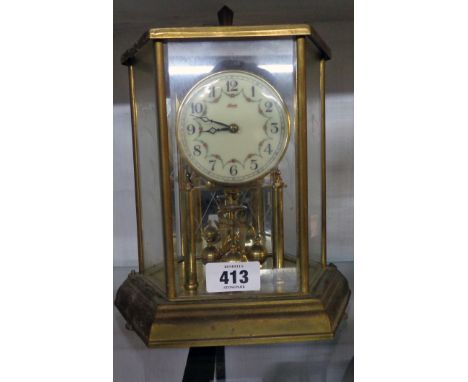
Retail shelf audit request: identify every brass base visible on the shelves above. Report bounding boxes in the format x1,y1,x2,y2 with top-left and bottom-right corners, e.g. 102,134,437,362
114,264,350,348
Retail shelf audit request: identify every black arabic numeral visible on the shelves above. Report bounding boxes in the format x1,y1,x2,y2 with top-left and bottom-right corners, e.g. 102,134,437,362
264,101,273,113
219,271,229,284
193,145,202,156
208,86,215,98
263,143,272,155
191,102,203,114
186,124,196,135
229,165,238,176
239,270,248,284
226,80,238,92
230,270,237,284
209,159,216,171
270,122,279,134
251,86,255,97
250,159,258,170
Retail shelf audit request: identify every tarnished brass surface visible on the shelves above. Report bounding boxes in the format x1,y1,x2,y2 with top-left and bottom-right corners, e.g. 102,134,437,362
128,65,145,273
296,37,310,293
121,24,331,66
114,264,350,348
320,59,328,268
154,42,176,299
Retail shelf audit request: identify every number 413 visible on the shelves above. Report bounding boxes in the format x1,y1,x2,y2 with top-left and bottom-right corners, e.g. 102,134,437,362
219,270,249,284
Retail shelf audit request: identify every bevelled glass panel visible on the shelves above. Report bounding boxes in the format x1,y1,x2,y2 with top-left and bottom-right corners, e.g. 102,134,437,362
165,38,299,297
306,39,323,274
133,42,165,292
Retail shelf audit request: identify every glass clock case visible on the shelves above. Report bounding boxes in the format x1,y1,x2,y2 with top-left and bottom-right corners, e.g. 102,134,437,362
115,25,350,347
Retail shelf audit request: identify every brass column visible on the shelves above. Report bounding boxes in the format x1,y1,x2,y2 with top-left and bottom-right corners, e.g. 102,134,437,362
127,65,145,273
272,170,285,269
154,41,176,299
184,181,199,290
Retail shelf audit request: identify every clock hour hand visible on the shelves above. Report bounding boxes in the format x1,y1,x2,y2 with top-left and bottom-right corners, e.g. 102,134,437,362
192,115,237,134
200,126,231,134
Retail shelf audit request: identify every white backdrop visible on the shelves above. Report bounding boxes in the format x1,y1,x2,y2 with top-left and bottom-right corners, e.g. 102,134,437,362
113,20,354,267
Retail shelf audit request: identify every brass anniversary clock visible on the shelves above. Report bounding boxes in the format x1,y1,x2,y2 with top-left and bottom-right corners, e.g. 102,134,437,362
115,20,350,347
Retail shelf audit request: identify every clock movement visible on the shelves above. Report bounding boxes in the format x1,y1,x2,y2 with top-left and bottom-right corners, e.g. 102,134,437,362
115,17,350,347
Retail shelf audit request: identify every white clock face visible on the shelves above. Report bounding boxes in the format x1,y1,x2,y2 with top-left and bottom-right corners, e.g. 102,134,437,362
177,70,290,185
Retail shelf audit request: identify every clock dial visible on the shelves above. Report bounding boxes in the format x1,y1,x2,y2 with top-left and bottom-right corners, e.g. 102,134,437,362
177,70,290,184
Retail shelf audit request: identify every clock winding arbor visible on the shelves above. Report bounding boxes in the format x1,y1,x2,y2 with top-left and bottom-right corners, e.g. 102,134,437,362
115,23,350,347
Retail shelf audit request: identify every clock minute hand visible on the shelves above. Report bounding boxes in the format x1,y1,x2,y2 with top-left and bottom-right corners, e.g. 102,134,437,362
210,119,232,130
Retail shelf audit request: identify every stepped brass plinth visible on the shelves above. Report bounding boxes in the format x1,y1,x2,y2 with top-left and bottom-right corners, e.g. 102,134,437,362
115,263,350,348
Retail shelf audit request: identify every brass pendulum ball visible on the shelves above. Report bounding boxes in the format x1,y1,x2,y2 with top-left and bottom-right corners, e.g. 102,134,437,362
201,222,221,264
201,245,220,264
247,235,268,264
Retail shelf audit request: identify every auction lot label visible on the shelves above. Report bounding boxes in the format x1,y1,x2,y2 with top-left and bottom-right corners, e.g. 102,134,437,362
205,262,260,293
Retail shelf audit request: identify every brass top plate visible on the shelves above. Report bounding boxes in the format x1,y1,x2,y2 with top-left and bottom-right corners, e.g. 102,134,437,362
148,24,312,39
121,24,331,65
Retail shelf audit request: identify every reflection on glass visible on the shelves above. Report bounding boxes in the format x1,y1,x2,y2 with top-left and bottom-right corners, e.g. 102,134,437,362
165,39,300,296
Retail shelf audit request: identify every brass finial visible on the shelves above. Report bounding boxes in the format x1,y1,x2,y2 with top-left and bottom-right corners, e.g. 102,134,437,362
217,5,234,26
